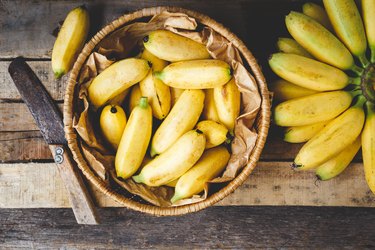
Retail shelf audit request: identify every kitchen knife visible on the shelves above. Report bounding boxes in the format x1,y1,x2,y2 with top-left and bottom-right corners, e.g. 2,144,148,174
8,57,99,225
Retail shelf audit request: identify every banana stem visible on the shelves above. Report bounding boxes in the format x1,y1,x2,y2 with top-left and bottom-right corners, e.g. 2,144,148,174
350,65,364,76
353,94,366,108
138,97,148,109
358,53,370,68
349,77,361,85
349,89,362,98
366,101,375,116
371,47,375,63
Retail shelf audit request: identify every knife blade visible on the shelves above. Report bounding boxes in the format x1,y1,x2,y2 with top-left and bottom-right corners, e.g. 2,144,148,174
8,57,99,225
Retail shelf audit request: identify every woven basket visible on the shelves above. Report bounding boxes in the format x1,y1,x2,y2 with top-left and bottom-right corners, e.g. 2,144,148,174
64,6,271,216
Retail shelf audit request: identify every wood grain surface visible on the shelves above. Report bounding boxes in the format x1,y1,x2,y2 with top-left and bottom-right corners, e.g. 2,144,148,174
1,0,374,248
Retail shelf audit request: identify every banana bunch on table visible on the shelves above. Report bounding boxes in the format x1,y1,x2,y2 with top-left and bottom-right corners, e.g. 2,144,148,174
269,1,375,193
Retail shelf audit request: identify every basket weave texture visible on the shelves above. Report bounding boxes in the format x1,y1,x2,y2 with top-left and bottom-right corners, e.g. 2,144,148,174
64,6,271,216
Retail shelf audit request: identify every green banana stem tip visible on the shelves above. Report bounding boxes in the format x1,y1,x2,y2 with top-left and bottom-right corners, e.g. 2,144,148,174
54,69,65,79
225,132,234,144
153,71,163,80
170,193,182,203
150,147,158,158
358,54,370,68
349,77,361,85
353,95,367,108
132,175,143,183
138,97,148,109
350,65,364,76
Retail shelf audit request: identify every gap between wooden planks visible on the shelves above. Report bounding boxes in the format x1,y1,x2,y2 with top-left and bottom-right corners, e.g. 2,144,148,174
1,162,374,209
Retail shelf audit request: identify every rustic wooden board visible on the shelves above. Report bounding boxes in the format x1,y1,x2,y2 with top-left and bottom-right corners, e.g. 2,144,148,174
1,162,373,208
0,61,68,101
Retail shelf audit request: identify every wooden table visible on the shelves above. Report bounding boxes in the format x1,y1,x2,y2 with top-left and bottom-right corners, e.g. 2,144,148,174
1,0,375,248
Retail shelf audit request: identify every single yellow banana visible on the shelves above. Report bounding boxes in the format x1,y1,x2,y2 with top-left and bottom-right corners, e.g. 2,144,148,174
99,105,127,150
362,0,375,62
133,130,206,186
52,6,90,78
277,38,313,58
143,30,210,62
202,89,220,122
151,89,205,157
271,79,318,102
284,120,329,143
115,97,152,179
323,0,369,66
213,78,241,132
302,2,333,31
171,146,230,203
107,88,130,106
285,11,356,71
274,91,353,127
294,97,365,170
155,60,232,89
170,88,185,107
362,102,375,194
316,137,361,180
269,53,351,91
129,85,142,112
88,58,150,108
140,49,171,119
196,120,229,148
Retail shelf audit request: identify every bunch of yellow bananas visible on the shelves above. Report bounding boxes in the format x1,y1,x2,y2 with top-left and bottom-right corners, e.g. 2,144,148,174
86,30,241,203
270,1,375,193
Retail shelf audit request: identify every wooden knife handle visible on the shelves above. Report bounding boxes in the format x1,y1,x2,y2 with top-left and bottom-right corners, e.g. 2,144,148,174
49,144,99,225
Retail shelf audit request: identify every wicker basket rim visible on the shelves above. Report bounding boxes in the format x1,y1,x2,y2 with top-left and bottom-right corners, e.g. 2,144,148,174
63,6,271,216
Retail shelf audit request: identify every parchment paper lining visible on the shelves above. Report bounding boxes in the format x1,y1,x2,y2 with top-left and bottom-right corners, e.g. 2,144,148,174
73,11,261,207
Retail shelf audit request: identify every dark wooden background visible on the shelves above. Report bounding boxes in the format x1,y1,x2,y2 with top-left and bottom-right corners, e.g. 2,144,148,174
2,0,375,248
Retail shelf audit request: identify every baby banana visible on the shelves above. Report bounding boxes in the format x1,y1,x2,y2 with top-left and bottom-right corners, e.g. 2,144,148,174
88,58,150,108
362,0,375,62
52,6,90,78
316,137,361,180
302,2,333,31
284,120,329,143
129,85,142,112
362,102,375,194
99,105,127,150
143,30,210,62
171,146,230,203
170,88,185,107
294,97,365,170
151,89,205,156
277,38,313,58
115,97,152,179
213,78,241,132
323,0,369,66
196,120,229,148
274,91,352,127
140,49,171,119
155,59,232,89
202,89,220,122
269,53,351,91
271,79,318,102
133,130,206,187
286,11,355,71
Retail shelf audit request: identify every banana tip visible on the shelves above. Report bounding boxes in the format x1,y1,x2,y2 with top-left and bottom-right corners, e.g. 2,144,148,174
170,194,182,203
291,162,302,169
53,69,65,79
132,175,143,183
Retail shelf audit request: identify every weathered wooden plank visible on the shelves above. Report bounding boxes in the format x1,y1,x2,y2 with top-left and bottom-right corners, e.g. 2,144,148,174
0,61,68,101
1,162,373,208
0,131,51,162
0,0,303,59
0,103,63,131
1,206,375,249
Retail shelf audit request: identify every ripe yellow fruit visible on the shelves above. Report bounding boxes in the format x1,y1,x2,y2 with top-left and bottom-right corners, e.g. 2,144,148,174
362,102,375,194
202,89,220,122
274,91,352,127
143,30,210,62
277,37,313,58
140,49,171,119
115,97,152,179
52,6,90,78
99,105,127,150
151,89,205,157
302,2,333,31
284,120,329,143
196,120,229,148
156,59,232,89
88,58,150,108
316,137,361,180
294,99,365,170
271,79,318,102
269,53,351,91
362,0,375,62
128,85,142,112
171,146,230,203
213,78,241,132
133,130,206,187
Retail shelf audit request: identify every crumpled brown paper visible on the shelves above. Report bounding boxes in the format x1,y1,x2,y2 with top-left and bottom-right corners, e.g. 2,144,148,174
73,11,261,207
